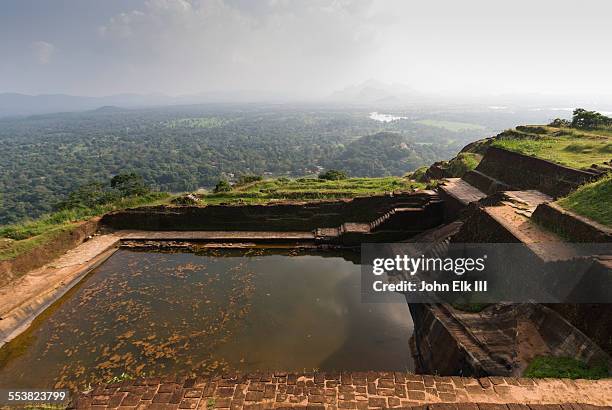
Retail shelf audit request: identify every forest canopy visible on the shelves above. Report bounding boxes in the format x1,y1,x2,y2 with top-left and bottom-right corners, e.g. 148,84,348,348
0,104,508,224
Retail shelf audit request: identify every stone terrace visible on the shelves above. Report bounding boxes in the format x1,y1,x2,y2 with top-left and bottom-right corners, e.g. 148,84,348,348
68,372,612,409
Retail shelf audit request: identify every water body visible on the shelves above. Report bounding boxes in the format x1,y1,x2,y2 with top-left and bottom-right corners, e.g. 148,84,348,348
0,248,414,389
369,112,408,122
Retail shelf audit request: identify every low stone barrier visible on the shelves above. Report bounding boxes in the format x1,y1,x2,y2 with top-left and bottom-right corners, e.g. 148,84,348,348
100,193,438,232
474,147,598,198
0,217,100,285
68,372,612,409
532,202,612,243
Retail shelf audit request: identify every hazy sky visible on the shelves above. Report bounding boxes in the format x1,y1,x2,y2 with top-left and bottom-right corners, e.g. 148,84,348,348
1,0,611,99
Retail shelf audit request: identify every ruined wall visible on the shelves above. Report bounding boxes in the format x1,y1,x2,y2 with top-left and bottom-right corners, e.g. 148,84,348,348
101,193,436,231
450,204,520,243
532,203,612,243
545,304,612,356
475,147,597,198
409,304,487,377
0,218,100,286
527,304,611,365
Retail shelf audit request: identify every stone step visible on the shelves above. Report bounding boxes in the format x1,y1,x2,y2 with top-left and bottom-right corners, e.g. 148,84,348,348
371,207,424,231
482,204,579,262
463,169,512,195
436,304,513,375
439,178,487,206
501,190,553,218
119,230,315,241
340,222,371,233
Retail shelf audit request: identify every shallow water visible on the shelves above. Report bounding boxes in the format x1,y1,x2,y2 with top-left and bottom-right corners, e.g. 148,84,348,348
0,248,414,389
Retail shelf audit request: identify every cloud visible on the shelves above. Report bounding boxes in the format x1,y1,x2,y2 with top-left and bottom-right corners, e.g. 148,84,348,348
95,0,381,96
31,41,55,65
3,0,611,98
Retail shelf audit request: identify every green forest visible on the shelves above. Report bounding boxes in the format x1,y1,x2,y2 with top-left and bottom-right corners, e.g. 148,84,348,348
0,104,512,224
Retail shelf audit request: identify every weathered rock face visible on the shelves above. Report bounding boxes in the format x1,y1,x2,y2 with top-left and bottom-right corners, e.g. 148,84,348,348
469,147,598,198
101,192,439,232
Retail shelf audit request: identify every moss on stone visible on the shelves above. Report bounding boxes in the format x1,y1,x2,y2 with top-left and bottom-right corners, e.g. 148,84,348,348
524,356,608,379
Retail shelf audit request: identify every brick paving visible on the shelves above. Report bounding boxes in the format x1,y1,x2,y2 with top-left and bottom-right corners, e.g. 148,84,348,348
68,372,612,409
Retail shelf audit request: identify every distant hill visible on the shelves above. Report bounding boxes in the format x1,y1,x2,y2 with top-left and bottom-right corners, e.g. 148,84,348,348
0,90,290,117
325,132,439,176
328,80,424,105
92,105,126,113
0,93,167,117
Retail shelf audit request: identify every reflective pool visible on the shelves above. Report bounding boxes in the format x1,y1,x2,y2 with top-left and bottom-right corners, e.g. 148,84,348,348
0,248,414,389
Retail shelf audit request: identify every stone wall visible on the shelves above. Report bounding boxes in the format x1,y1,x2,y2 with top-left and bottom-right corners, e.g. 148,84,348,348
546,304,612,356
101,193,436,232
526,304,611,366
0,218,100,286
474,147,598,198
409,304,487,377
532,202,612,243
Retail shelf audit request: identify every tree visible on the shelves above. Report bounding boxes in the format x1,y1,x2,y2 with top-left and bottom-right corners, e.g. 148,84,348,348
549,118,570,127
213,179,232,193
571,108,612,130
110,173,149,196
318,169,348,180
56,182,117,210
236,174,263,186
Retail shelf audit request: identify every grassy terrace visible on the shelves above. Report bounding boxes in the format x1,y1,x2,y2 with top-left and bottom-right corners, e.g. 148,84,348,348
556,174,612,226
0,193,172,262
491,125,611,169
0,177,423,263
195,176,424,205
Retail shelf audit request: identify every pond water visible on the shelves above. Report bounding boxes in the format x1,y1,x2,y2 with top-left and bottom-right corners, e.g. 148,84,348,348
0,248,414,390
369,112,408,122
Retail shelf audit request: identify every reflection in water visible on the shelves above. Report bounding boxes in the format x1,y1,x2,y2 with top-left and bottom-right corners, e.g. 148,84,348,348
0,248,414,389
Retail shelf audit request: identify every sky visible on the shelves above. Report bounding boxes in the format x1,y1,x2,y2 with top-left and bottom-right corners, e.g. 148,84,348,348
1,0,611,100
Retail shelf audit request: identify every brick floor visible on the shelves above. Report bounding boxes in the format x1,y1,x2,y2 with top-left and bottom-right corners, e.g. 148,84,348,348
67,372,612,409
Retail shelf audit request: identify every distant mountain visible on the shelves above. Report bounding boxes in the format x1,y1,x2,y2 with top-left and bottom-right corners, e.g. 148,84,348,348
0,93,170,117
92,105,126,113
328,80,424,105
0,90,289,117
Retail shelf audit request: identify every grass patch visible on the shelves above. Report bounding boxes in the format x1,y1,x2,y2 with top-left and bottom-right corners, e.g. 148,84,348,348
407,166,428,181
414,119,485,132
0,192,172,261
446,152,482,177
524,356,608,379
451,303,490,313
491,127,611,169
556,174,612,226
196,176,424,205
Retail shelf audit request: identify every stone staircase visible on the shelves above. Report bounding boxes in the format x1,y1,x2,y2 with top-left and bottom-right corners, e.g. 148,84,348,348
421,147,612,376
313,195,444,245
